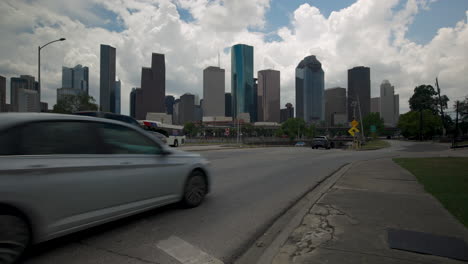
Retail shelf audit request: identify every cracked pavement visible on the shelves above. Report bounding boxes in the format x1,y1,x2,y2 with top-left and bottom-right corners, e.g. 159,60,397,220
272,154,468,264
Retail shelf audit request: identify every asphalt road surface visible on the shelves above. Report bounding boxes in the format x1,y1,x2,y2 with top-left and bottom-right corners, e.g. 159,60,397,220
24,141,447,264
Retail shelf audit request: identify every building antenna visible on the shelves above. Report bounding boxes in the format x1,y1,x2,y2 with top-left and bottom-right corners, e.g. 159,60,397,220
218,51,220,68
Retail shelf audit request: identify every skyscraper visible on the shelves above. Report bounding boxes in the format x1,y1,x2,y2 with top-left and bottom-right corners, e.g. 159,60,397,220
100,44,116,112
165,95,175,115
231,44,255,121
173,99,181,125
62,65,89,94
295,55,325,123
130,88,138,118
347,66,370,122
139,53,166,119
257,69,280,122
280,103,294,123
380,80,399,127
225,93,232,117
325,87,346,126
203,66,225,117
134,88,144,120
115,79,121,114
10,75,39,112
0,75,5,112
179,93,195,124
371,97,380,113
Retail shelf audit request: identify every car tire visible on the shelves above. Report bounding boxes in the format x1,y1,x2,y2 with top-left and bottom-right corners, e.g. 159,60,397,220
181,171,208,208
0,214,30,264
173,140,179,147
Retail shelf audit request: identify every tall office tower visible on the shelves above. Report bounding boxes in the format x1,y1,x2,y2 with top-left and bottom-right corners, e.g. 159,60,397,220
347,66,370,121
295,55,325,123
165,95,175,115
371,97,380,113
173,99,181,125
225,93,232,117
0,75,5,112
10,75,39,112
115,79,121,114
257,69,280,122
138,53,166,119
100,44,116,112
231,44,255,121
325,87,346,126
380,80,399,127
62,64,89,94
203,66,225,117
130,88,138,118
179,93,195,124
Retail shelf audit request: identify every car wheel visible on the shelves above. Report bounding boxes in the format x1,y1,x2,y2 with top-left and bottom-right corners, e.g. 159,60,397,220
182,171,207,208
173,140,179,147
0,214,30,264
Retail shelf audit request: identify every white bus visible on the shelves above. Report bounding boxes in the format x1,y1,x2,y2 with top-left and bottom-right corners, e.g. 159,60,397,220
139,120,186,147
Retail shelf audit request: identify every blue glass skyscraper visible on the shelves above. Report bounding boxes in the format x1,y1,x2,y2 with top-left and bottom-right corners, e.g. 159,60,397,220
231,44,255,121
295,55,325,123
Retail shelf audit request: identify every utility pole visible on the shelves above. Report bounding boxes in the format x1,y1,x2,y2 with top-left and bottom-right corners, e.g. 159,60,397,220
436,78,446,136
454,101,459,148
419,110,423,141
356,95,365,141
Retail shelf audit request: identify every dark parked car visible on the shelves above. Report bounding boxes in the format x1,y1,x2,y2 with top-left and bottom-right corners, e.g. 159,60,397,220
312,136,331,149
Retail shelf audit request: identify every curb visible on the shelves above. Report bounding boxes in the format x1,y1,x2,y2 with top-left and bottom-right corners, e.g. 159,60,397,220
234,162,353,264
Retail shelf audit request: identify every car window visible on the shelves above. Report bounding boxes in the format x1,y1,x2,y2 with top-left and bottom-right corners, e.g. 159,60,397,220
0,128,19,155
98,123,162,155
19,121,100,155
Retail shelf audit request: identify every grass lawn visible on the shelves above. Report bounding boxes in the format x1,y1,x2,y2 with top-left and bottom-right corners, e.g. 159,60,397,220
360,139,391,150
393,157,468,228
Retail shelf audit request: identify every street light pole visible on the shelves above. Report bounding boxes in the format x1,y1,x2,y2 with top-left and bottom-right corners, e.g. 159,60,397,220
38,38,66,103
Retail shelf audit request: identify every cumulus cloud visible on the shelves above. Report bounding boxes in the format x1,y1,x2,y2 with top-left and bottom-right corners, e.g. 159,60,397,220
0,0,466,115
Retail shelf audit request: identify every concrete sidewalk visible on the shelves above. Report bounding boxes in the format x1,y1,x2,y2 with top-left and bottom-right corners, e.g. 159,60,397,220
272,159,468,264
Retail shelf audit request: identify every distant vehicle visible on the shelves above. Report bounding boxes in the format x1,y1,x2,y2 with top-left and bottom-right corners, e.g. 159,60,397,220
140,120,186,147
0,113,211,263
73,111,140,127
312,136,331,149
146,130,168,144
295,141,306,147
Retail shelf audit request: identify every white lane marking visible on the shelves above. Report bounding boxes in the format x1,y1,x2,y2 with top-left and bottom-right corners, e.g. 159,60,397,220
157,236,224,264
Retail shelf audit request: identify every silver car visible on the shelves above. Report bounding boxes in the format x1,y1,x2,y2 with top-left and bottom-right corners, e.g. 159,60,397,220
0,113,211,263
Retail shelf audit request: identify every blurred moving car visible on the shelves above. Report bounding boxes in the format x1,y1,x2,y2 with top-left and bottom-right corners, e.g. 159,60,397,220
0,113,211,263
295,141,306,147
73,111,140,127
311,136,331,149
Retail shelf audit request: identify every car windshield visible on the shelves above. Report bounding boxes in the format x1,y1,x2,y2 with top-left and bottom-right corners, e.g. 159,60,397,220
1,1,468,264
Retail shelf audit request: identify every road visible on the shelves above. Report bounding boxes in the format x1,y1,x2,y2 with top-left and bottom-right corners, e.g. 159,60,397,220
24,141,451,264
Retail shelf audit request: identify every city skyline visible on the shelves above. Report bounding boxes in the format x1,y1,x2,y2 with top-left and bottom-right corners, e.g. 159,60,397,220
1,1,467,116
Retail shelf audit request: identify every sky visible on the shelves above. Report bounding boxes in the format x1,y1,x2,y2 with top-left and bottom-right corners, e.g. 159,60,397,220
1,0,467,115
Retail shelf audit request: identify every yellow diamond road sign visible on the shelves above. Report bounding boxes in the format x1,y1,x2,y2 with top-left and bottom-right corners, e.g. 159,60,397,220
351,120,359,128
348,126,360,137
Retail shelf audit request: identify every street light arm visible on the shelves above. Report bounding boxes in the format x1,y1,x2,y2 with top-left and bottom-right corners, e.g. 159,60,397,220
40,38,66,50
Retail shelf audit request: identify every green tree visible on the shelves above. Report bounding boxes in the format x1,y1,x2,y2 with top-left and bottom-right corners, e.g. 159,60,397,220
409,85,449,114
304,124,316,138
183,122,198,137
455,97,468,135
362,112,384,137
281,118,307,140
242,123,254,137
398,110,442,139
52,94,98,114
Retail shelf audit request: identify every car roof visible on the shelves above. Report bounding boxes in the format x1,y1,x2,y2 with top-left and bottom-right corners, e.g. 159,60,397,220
0,112,137,131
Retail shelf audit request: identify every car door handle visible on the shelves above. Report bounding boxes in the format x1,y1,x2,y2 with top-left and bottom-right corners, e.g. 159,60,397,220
120,162,132,165
28,164,46,168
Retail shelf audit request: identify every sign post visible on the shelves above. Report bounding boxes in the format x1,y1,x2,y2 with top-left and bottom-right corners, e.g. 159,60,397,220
348,120,361,149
